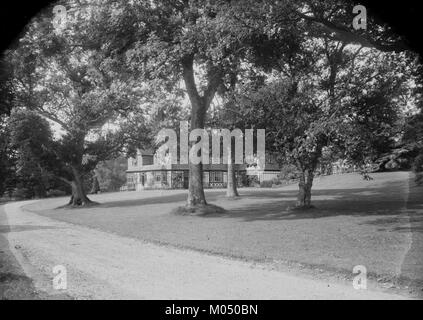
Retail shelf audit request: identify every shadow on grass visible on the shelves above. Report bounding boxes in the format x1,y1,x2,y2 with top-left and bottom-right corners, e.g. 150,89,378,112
199,180,423,225
363,214,423,233
55,179,422,232
98,192,227,209
96,185,377,211
205,199,408,222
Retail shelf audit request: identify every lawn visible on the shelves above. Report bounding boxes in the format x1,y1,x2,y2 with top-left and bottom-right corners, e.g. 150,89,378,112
24,171,423,294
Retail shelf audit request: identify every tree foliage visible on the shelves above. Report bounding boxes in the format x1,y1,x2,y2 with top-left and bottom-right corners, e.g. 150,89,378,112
7,110,57,198
6,3,148,206
225,38,416,207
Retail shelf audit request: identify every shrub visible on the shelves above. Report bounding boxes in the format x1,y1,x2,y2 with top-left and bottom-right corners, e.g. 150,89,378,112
412,153,423,173
260,180,273,188
271,177,282,185
385,159,400,170
413,153,423,185
245,175,259,187
279,164,299,180
12,188,31,200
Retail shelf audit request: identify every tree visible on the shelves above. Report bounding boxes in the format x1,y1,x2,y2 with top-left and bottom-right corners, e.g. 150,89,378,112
0,57,13,116
226,143,240,198
81,0,302,210
227,38,414,208
0,117,15,197
8,110,56,198
293,0,409,53
208,99,241,198
90,174,100,194
7,4,146,206
403,110,423,184
0,57,15,197
95,157,127,192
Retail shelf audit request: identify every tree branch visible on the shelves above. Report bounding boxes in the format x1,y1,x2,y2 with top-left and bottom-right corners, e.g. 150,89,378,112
181,55,202,108
297,11,409,53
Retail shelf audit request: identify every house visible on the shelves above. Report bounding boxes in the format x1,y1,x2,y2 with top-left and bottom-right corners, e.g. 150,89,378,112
126,150,280,191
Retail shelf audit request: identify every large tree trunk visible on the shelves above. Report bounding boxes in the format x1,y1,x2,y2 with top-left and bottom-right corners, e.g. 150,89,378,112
186,101,208,207
68,167,93,206
187,162,207,206
296,168,314,208
226,145,239,198
182,56,216,208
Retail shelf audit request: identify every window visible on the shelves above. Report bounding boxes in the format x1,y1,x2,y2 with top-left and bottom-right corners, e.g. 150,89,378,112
210,171,223,182
172,172,184,189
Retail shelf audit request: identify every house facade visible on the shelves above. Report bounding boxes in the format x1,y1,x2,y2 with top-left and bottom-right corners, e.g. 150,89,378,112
126,150,280,191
